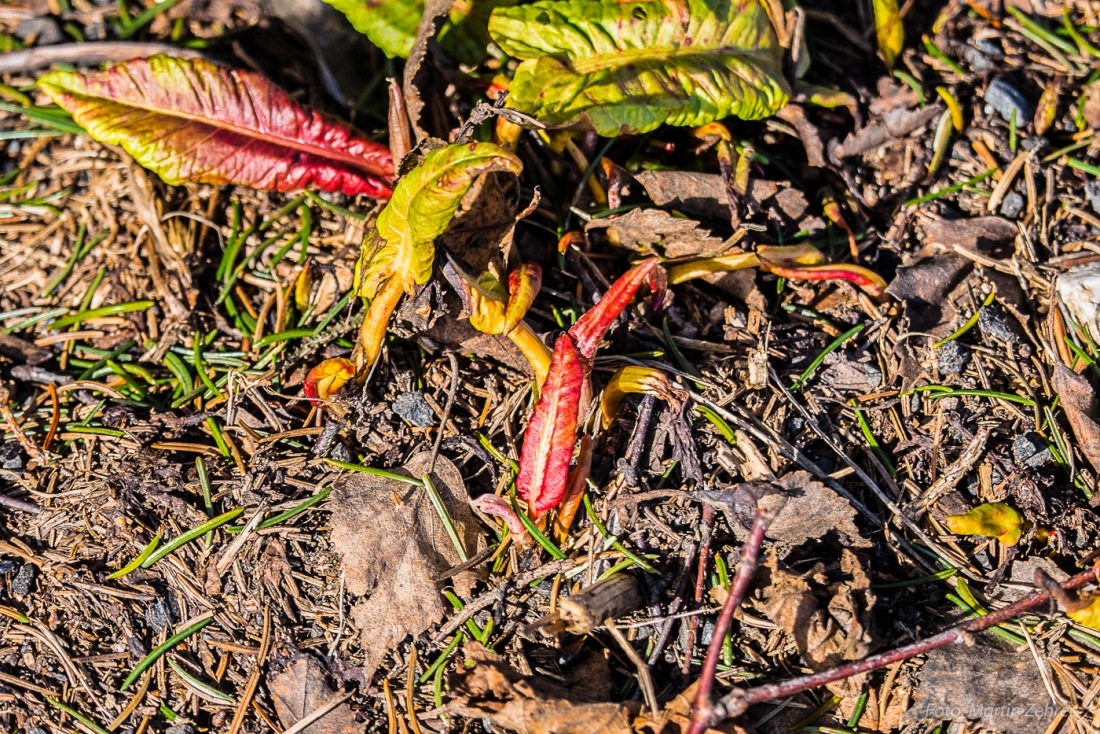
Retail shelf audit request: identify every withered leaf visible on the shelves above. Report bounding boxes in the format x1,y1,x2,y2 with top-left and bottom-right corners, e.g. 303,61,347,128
586,208,726,259
702,471,869,552
329,452,482,679
270,656,362,734
1051,363,1100,477
446,643,636,734
634,170,810,225
755,549,877,698
905,644,1052,734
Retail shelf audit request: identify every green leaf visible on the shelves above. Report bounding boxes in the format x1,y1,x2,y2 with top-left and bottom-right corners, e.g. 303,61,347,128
321,0,422,58
37,55,393,198
323,0,518,63
944,502,1030,546
488,0,789,137
872,0,904,69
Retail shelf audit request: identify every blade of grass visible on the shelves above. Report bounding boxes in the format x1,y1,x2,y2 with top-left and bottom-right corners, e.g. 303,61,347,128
107,533,162,579
792,324,865,390
323,459,424,486
140,508,243,568
121,615,213,690
47,301,154,331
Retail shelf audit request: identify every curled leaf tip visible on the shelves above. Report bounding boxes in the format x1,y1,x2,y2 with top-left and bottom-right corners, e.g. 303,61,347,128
600,366,677,428
504,263,542,335
569,257,664,360
471,494,529,542
304,358,356,406
762,262,887,297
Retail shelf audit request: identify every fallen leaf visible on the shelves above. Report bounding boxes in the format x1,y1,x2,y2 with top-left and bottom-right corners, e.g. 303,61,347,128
634,681,750,734
944,502,1029,545
329,452,482,679
38,55,393,198
446,643,637,734
1067,593,1100,630
755,549,878,698
1052,363,1100,476
586,208,726,259
270,655,362,734
488,0,789,137
905,644,1053,734
701,471,870,552
635,171,810,225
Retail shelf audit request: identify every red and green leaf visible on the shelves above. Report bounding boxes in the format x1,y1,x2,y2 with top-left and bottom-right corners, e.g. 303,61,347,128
761,262,888,297
303,357,355,405
517,334,584,515
504,263,542,335
568,257,663,360
37,55,393,198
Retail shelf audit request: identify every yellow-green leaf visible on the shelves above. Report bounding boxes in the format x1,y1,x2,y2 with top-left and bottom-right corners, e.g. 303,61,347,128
353,142,522,370
488,0,789,137
873,0,904,69
944,502,1029,546
321,0,421,58
356,142,522,301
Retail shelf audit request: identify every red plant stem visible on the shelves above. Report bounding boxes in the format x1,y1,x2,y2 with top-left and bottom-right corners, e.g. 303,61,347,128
687,507,772,734
682,504,715,676
704,565,1100,727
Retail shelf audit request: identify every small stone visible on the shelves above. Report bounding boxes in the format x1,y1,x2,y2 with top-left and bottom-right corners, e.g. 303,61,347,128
0,560,16,574
1020,135,1049,154
1013,431,1054,469
937,340,971,375
145,598,172,634
11,562,35,598
165,726,197,734
978,305,1019,344
0,442,22,471
999,191,1025,219
984,77,1034,125
391,392,435,428
1086,180,1100,218
15,17,63,46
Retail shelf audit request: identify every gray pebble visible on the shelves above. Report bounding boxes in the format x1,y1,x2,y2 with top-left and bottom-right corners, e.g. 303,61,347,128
165,726,197,734
1013,431,1054,469
15,17,63,45
999,191,1025,219
11,562,35,598
391,392,435,427
978,304,1019,344
1086,180,1100,217
1021,135,1049,153
984,77,1034,124
145,598,172,634
937,340,971,375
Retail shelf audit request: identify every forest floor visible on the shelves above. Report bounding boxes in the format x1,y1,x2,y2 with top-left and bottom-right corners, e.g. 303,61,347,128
2,1,1100,733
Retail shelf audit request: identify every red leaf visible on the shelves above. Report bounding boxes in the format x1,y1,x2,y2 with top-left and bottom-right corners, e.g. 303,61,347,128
38,55,393,198
517,335,584,515
568,257,662,360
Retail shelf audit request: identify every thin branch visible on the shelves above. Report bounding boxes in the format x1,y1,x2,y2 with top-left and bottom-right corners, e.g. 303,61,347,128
688,506,773,734
703,565,1100,727
0,42,209,75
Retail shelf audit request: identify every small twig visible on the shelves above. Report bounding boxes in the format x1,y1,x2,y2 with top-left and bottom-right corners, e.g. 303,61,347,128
429,352,460,474
702,565,1100,727
687,506,772,734
0,42,208,75
606,618,659,720
228,605,271,734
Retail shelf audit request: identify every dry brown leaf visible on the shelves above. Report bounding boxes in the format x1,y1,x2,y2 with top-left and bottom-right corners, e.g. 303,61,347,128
270,656,362,734
446,643,637,734
701,471,869,552
1051,363,1100,477
586,208,726,259
755,548,878,698
904,644,1053,734
634,171,810,225
633,681,750,734
329,452,482,679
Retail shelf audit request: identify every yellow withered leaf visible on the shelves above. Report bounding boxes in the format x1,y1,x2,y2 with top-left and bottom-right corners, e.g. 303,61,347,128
944,502,1030,546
